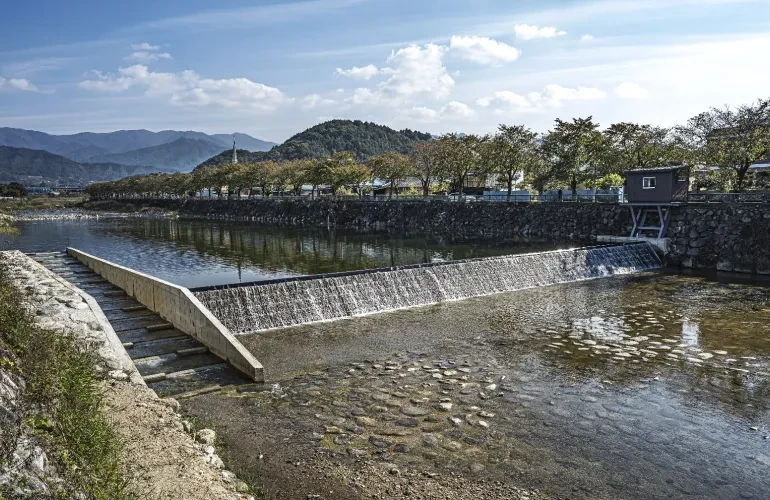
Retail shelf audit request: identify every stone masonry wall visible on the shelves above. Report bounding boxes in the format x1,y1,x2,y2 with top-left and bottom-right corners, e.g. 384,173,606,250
97,199,770,274
667,204,770,274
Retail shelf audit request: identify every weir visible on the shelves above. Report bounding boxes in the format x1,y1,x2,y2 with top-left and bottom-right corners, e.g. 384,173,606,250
193,242,661,335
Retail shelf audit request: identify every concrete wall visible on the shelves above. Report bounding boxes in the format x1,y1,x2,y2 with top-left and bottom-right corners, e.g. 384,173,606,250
66,247,264,381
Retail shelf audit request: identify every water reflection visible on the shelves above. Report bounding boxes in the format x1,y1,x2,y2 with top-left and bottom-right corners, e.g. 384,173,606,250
2,217,564,287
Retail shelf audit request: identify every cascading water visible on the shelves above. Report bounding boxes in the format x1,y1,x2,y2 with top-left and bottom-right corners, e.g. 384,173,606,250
193,243,661,334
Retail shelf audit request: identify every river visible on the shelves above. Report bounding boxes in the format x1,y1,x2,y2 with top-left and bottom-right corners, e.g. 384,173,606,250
4,214,770,499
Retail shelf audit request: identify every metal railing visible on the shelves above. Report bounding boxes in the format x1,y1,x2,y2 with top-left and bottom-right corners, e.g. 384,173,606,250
687,192,770,203
97,191,770,204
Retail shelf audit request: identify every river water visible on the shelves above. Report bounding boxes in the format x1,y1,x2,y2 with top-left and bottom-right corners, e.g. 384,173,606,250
5,215,770,499
2,217,562,288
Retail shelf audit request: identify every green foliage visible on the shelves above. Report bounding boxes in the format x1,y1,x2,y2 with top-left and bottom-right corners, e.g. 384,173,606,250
677,98,770,191
597,173,624,189
602,122,674,174
0,183,27,198
0,261,136,499
370,152,412,198
541,117,603,196
482,125,538,199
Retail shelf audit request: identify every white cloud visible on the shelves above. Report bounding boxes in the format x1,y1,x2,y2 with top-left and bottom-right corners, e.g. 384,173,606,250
299,93,336,110
343,43,454,107
477,84,606,112
580,34,595,41
448,36,520,65
407,101,475,122
380,43,454,99
130,42,161,51
439,100,475,119
408,106,439,121
79,64,289,112
0,78,40,92
476,91,531,109
125,51,173,64
614,81,649,99
514,24,567,41
334,64,380,80
528,84,606,106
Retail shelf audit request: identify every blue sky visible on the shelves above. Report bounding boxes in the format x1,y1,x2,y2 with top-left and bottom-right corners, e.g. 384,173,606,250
1,0,769,142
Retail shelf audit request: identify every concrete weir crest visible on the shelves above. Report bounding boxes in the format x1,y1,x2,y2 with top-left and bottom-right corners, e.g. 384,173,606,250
66,248,264,382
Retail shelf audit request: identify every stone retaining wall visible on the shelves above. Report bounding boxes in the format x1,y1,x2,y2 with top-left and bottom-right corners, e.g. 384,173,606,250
93,199,770,274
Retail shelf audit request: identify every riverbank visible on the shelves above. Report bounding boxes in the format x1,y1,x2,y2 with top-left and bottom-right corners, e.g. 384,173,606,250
0,251,254,499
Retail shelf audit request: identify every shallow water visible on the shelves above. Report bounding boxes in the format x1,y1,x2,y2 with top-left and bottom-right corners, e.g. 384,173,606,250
232,270,770,499
1,217,564,287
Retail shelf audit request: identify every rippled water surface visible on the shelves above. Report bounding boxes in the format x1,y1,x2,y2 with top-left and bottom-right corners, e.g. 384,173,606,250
1,217,563,287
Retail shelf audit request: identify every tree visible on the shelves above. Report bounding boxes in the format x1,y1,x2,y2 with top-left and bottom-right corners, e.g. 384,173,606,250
541,117,603,198
370,152,413,198
409,141,442,197
602,122,673,173
597,173,624,190
0,183,27,198
483,125,538,201
437,134,482,198
282,159,311,195
325,151,361,195
305,159,332,199
677,99,770,191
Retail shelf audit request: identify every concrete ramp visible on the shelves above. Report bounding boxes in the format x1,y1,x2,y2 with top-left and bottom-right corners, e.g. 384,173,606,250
66,248,264,382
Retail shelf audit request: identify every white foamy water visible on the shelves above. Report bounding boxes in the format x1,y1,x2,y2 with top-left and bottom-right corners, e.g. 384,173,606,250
194,243,661,334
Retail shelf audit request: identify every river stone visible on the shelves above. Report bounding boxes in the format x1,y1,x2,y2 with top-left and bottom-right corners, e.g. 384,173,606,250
355,416,377,427
401,406,429,417
422,434,439,447
196,429,216,445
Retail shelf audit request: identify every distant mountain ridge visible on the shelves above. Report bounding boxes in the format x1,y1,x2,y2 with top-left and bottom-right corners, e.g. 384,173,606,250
0,127,276,172
198,119,432,168
0,146,167,185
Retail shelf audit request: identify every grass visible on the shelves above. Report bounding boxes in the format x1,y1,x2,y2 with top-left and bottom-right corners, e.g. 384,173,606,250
0,195,85,214
0,259,136,499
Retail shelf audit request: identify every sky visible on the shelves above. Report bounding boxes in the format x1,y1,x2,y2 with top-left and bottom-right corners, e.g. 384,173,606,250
0,0,769,143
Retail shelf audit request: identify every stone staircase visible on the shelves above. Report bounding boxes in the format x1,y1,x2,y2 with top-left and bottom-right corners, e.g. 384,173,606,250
28,251,249,398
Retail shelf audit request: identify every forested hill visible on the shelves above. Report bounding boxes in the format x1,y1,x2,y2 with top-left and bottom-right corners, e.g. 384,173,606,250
0,146,163,185
197,120,432,168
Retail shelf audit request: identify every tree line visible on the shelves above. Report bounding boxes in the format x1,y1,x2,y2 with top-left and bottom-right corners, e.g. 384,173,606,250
86,97,770,201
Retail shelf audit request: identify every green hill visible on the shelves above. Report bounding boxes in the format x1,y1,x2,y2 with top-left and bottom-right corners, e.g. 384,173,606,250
197,120,431,168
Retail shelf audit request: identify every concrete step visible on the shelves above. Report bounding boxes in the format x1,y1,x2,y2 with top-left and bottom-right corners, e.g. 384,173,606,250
110,316,167,333
134,351,223,377
117,327,188,344
104,308,156,321
122,305,147,312
124,336,203,359
146,322,174,332
147,363,247,398
97,299,140,312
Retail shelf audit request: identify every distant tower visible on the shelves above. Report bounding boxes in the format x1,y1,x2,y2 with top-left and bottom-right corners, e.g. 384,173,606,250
232,136,238,164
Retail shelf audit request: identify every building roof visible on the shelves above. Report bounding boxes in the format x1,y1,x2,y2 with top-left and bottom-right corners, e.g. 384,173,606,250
624,166,686,175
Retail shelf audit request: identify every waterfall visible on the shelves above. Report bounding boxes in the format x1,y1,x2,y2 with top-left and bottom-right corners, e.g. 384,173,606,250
193,243,661,334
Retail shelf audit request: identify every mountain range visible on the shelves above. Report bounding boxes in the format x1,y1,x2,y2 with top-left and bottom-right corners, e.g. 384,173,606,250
0,127,276,173
0,146,166,185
